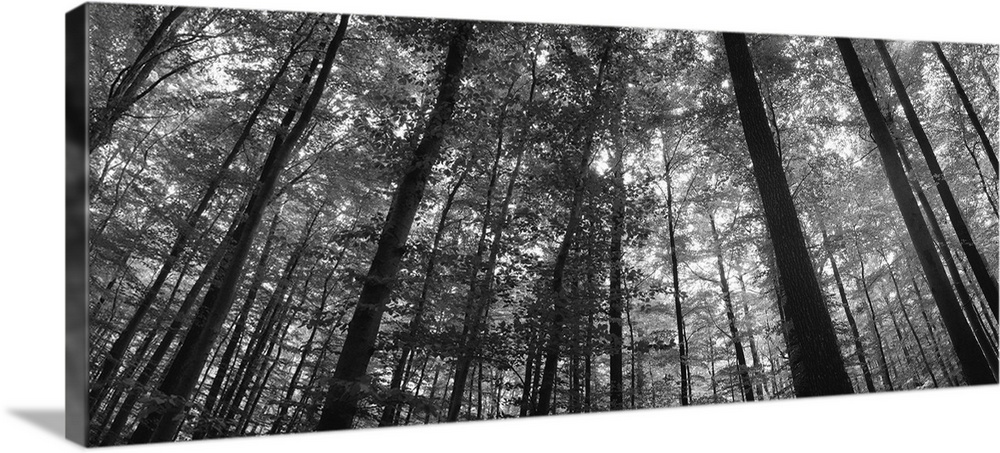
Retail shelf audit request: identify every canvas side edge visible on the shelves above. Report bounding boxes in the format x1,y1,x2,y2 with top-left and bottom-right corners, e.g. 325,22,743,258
66,2,90,447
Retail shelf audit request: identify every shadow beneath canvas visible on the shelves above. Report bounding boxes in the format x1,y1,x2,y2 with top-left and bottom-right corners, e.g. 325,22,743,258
9,408,64,438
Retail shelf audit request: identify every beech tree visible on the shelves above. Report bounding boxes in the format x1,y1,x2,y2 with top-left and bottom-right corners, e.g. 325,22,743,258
315,20,474,431
723,32,853,397
836,37,995,386
83,4,997,444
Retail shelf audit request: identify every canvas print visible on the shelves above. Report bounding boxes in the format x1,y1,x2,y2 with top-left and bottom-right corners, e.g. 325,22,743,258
68,1,999,446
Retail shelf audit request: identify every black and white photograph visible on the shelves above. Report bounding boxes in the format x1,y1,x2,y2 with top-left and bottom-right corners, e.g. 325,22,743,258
24,0,1000,451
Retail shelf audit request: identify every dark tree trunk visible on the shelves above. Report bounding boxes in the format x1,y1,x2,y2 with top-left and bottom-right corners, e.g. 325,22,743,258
584,312,593,411
400,354,430,425
663,157,689,406
626,288,638,409
708,338,719,403
99,232,231,445
885,294,919,387
838,38,996,385
239,271,309,435
913,279,960,386
379,160,469,427
709,214,755,402
608,136,626,411
92,259,188,445
212,219,317,438
315,22,472,431
857,249,894,391
89,7,187,153
535,33,615,417
961,135,999,219
725,33,854,396
192,210,281,440
896,290,940,388
895,140,998,365
740,292,766,399
127,17,350,444
447,85,521,420
519,335,539,417
876,40,998,317
529,339,543,412
269,268,335,434
822,229,876,393
931,42,998,174
423,365,446,424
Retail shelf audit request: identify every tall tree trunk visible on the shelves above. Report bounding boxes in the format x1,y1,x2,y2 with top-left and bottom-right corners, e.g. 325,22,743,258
663,157,689,406
931,42,998,174
529,338,543,412
269,268,335,434
822,228,876,393
99,231,231,445
315,22,472,431
379,160,469,427
239,270,309,435
626,284,638,409
913,279,960,386
838,38,996,385
92,259,190,444
212,228,313,438
93,30,307,413
961,135,999,219
709,213,755,402
725,33,853,396
192,209,281,440
885,295,919,387
708,337,719,403
608,131,626,411
127,17,350,444
895,291,939,388
535,33,615,416
423,364,446,424
89,7,187,152
447,88,517,421
739,290,766,399
876,40,999,316
519,334,539,417
857,248,895,391
584,311,594,411
894,139,998,363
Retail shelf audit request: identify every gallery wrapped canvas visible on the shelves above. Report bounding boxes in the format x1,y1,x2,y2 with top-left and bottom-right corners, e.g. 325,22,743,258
66,1,999,447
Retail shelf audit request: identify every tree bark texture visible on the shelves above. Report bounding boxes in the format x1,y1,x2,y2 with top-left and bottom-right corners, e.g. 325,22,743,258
725,32,854,396
127,16,350,443
315,21,472,431
837,37,995,386
875,40,998,317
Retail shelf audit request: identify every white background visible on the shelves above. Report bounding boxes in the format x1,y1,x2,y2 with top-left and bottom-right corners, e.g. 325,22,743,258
0,0,996,451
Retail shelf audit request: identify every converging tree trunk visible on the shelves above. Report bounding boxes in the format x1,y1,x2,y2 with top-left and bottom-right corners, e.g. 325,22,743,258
821,228,876,393
314,21,472,431
447,79,521,421
90,7,188,153
87,51,301,408
127,16,350,444
379,160,470,427
608,126,627,411
837,37,995,385
535,32,616,416
663,158,689,406
875,40,998,318
893,139,998,365
931,42,998,174
709,213,755,402
724,32,854,396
